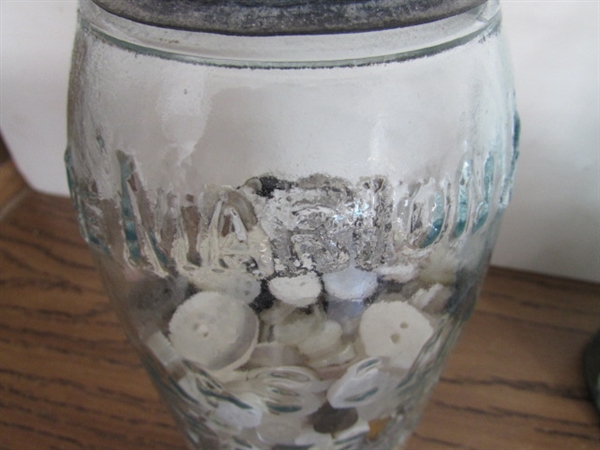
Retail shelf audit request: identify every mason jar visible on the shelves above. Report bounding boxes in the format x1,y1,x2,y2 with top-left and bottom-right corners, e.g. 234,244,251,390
65,1,519,448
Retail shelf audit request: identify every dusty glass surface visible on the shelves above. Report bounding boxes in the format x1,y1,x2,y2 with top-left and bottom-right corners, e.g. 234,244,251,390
66,1,518,448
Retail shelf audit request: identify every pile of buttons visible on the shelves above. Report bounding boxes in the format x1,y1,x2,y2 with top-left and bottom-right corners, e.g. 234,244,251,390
145,174,457,449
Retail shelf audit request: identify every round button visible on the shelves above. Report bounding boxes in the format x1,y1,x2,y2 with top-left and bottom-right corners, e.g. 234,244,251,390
187,366,263,431
308,341,356,369
213,390,264,430
268,272,322,307
359,301,433,369
297,320,344,360
145,331,182,372
327,358,391,409
375,263,418,284
247,366,325,418
168,291,259,371
410,283,453,314
331,419,370,446
183,267,261,305
256,416,302,445
294,426,334,447
323,265,378,301
246,342,304,369
273,309,324,346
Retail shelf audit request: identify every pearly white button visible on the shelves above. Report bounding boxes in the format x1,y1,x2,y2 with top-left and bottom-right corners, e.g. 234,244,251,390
331,419,370,449
419,247,458,285
145,331,182,372
256,416,303,445
273,309,323,346
183,267,262,305
246,342,304,369
213,391,264,430
308,341,356,369
359,301,433,369
168,291,258,371
268,272,322,307
297,320,344,360
187,367,263,432
247,366,325,418
410,283,453,314
323,265,378,301
375,263,418,284
294,426,334,447
327,358,391,409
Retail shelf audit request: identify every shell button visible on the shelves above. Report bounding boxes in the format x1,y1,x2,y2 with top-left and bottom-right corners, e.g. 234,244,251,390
168,291,259,372
247,366,325,418
359,301,433,369
323,265,378,301
268,272,322,307
326,358,392,409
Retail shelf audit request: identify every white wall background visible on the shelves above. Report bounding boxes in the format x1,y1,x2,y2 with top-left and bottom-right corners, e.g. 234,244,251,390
1,0,599,283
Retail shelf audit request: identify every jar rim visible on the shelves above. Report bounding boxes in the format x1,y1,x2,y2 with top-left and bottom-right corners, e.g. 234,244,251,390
89,0,488,36
79,0,501,68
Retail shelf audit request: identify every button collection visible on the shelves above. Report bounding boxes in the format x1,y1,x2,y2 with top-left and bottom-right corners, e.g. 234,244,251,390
159,175,458,448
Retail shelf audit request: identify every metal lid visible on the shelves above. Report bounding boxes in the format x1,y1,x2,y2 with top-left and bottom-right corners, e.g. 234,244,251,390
90,0,488,36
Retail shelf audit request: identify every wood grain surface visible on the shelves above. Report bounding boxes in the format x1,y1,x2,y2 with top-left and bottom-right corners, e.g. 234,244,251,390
1,191,599,450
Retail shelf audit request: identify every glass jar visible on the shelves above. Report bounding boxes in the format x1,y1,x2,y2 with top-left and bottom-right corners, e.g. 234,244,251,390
65,1,519,449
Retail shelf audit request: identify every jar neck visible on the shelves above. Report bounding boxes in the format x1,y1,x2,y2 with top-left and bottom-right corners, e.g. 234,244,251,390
79,0,501,68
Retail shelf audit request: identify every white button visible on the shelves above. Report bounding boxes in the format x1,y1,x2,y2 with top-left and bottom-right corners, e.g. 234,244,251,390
212,391,263,430
187,367,263,432
355,390,401,422
183,267,262,305
168,291,258,371
323,265,378,301
144,331,182,372
294,426,334,447
332,419,370,447
297,320,344,360
259,301,296,325
246,343,304,369
247,366,325,418
375,263,418,284
419,246,458,285
268,272,322,307
410,283,453,314
256,416,303,445
273,309,324,345
359,301,433,369
308,342,356,369
327,358,391,409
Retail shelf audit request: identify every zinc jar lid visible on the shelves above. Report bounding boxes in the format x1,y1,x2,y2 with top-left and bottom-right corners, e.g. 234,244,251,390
89,0,488,36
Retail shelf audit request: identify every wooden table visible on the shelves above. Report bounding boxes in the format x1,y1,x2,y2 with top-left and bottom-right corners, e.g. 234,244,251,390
1,188,599,450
